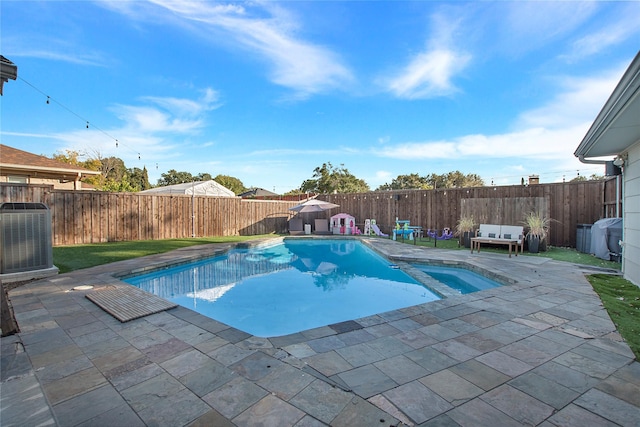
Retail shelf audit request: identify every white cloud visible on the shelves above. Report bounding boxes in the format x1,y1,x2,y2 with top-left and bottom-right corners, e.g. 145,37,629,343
385,49,471,99
111,88,220,133
500,1,596,54
23,87,224,174
104,0,352,99
3,36,109,67
516,68,624,130
378,64,625,163
141,88,221,116
114,105,204,133
380,11,471,99
563,4,640,61
377,120,589,162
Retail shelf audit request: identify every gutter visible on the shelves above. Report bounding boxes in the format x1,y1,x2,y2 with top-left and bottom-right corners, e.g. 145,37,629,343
574,51,640,159
577,155,609,165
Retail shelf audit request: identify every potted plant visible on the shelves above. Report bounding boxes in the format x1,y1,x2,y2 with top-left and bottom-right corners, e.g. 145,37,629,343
456,216,475,248
523,212,550,253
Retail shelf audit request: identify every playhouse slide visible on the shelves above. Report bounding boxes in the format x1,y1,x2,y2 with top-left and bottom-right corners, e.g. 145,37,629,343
371,223,388,237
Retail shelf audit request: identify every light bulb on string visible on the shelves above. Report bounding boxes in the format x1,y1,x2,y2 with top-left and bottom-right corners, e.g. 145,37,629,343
19,76,137,159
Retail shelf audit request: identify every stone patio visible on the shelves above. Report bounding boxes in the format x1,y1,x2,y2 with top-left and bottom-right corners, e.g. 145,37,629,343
1,237,639,426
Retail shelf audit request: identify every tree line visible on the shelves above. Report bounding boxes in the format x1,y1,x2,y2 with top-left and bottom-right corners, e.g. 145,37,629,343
52,151,602,195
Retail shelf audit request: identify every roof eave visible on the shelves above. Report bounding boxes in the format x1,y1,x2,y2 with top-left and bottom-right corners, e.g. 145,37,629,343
0,163,102,176
575,51,640,160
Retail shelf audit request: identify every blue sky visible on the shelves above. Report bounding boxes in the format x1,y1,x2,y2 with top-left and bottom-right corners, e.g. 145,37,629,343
2,1,639,193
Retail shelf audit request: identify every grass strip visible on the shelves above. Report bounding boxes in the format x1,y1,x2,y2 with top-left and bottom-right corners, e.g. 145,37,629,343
53,236,271,273
587,274,640,360
406,237,621,270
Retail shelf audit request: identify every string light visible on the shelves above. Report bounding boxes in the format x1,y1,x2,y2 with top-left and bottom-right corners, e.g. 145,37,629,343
486,166,603,185
18,76,141,161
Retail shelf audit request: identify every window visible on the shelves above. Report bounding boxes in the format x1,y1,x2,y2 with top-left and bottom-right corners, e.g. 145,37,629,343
7,175,28,184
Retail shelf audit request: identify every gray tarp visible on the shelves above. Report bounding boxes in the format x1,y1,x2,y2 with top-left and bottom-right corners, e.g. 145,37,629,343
590,218,623,260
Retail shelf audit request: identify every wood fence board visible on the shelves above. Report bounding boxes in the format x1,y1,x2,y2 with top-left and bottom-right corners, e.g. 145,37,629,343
80,193,91,244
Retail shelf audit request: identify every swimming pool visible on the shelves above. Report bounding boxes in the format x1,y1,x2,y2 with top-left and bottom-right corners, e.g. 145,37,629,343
123,239,500,337
124,239,441,336
410,264,503,294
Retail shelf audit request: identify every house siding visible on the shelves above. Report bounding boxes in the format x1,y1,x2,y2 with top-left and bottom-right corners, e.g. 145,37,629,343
623,141,640,287
0,175,83,190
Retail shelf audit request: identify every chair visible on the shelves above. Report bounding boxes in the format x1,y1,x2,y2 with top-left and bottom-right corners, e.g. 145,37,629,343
288,218,304,235
314,219,331,235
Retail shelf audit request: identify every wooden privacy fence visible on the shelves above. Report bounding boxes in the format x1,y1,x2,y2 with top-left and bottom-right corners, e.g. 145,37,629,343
0,184,298,246
0,177,621,247
317,177,622,248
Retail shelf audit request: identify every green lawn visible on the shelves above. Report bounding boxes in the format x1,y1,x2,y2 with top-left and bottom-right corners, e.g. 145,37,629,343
52,235,273,273
404,236,622,270
587,274,640,359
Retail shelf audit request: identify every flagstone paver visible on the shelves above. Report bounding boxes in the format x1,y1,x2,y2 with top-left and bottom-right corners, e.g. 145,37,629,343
2,238,639,426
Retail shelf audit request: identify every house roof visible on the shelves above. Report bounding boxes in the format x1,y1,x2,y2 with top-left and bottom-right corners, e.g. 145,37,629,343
139,180,236,197
239,187,279,197
0,144,101,180
0,56,17,95
575,51,640,159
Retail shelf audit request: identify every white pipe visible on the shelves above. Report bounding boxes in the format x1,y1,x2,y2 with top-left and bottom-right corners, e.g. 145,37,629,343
616,174,620,218
192,180,196,238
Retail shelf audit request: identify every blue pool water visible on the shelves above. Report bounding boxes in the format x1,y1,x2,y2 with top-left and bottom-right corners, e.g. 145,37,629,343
124,239,439,336
123,239,500,337
411,264,503,294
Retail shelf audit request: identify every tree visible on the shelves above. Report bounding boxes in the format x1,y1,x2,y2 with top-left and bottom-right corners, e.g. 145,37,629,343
570,173,604,182
425,171,484,189
376,171,484,191
99,178,137,192
52,149,83,165
376,173,431,191
197,173,213,181
129,167,151,191
157,170,194,186
300,162,370,194
214,175,246,195
284,188,305,196
100,156,127,182
51,149,151,191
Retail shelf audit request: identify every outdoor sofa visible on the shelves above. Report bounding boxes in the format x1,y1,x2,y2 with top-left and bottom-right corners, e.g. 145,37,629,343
470,224,525,257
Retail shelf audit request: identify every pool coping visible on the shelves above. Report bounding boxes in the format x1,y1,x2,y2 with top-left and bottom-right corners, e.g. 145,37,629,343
113,236,515,314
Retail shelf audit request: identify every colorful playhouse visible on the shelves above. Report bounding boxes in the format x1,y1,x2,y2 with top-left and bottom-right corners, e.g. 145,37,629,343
330,213,360,235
